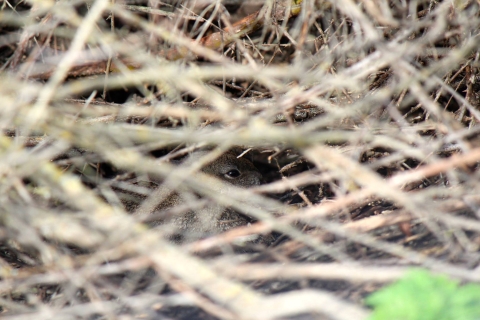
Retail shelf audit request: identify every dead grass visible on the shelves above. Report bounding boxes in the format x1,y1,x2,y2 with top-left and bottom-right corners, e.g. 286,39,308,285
1,0,480,319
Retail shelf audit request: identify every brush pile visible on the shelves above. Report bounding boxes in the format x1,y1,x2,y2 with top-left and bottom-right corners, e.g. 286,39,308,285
1,0,480,319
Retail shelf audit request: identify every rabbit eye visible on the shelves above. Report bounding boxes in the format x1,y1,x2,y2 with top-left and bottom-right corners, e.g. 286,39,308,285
225,169,241,178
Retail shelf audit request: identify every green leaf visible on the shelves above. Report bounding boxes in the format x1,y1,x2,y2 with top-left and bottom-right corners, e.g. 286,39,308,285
366,269,480,320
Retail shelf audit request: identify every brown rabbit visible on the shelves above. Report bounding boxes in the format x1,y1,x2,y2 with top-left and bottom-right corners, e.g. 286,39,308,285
135,150,262,243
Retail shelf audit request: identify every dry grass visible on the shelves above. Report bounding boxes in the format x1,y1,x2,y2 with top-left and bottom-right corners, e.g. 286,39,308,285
1,0,480,319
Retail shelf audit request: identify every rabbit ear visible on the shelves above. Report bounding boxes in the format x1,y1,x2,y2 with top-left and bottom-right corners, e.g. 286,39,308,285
229,146,245,156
